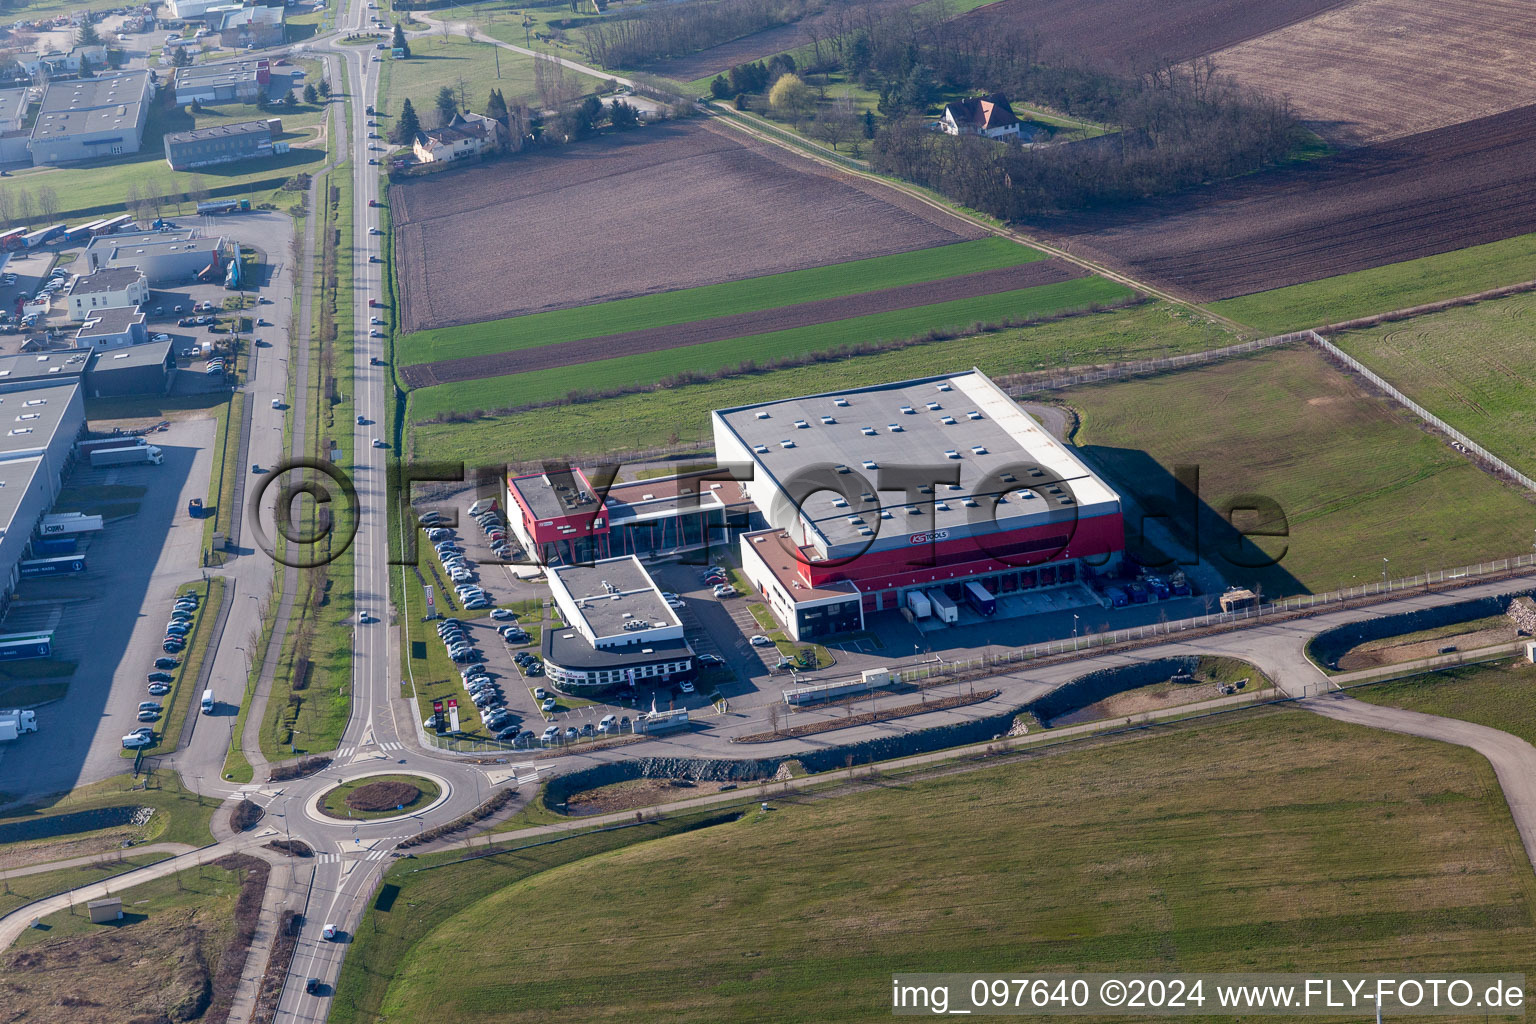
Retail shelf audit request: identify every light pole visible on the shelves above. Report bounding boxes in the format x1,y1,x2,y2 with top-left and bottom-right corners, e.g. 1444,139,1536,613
1381,556,1389,589
1072,613,1080,651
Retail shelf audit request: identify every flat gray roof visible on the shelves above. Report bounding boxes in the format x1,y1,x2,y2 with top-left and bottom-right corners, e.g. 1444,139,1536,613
0,350,90,386
32,71,148,142
550,556,679,640
714,369,1119,551
0,456,44,528
77,306,144,336
91,339,171,370
165,119,273,145
510,467,601,523
173,59,265,87
71,267,145,295
105,236,221,264
542,629,692,670
0,383,79,459
0,88,29,130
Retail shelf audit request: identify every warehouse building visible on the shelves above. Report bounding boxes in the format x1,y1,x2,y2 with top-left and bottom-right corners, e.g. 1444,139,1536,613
0,378,85,610
74,306,148,350
0,88,33,164
540,555,696,695
28,71,152,166
84,340,175,397
164,118,281,170
66,268,149,320
0,351,90,395
172,58,270,105
82,229,197,273
717,370,1124,640
99,235,224,285
210,5,284,48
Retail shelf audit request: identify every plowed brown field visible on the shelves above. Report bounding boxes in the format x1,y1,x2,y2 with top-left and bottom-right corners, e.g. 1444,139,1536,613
952,0,1348,70
1032,104,1536,302
399,259,1085,387
1211,0,1536,144
390,120,981,334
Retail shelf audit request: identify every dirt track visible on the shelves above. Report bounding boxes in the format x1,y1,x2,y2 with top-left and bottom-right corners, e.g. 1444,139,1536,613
953,0,1349,71
1210,0,1536,145
1032,104,1536,302
391,120,981,334
399,259,1084,387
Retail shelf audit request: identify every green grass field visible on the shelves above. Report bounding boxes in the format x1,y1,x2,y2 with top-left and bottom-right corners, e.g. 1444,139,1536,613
1355,659,1536,747
4,101,323,223
1210,231,1536,334
382,33,602,119
398,237,1042,365
408,276,1132,417
340,711,1536,1022
406,301,1233,462
1066,345,1535,595
0,771,216,857
1333,290,1536,480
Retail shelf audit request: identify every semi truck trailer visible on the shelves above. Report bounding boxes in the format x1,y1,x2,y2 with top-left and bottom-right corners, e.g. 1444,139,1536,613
89,445,163,467
0,710,38,742
926,589,959,624
19,555,86,577
77,436,146,457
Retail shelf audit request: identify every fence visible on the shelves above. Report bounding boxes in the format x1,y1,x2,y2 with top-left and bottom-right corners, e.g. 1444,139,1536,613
708,103,870,171
1308,331,1536,493
888,552,1536,687
1001,331,1313,397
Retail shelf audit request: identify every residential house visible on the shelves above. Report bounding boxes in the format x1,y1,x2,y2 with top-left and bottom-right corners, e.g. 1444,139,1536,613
940,93,1022,140
412,111,501,164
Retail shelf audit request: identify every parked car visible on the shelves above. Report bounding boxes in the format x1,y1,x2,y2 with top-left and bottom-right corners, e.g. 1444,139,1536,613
749,634,772,646
147,682,171,696
137,708,160,722
147,671,174,683
697,653,723,666
541,697,556,712
122,733,153,749
679,681,695,694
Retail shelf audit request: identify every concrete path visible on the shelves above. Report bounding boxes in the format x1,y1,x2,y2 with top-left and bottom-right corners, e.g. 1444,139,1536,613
1304,693,1536,874
225,853,300,1024
0,842,195,880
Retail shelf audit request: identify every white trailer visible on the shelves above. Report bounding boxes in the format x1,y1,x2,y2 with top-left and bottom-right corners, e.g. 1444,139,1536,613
904,589,932,619
40,512,104,535
0,709,38,742
926,588,959,624
89,445,163,468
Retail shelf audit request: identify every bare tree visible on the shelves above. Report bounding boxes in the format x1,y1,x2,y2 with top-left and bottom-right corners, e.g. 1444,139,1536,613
767,701,781,736
124,183,140,220
15,189,32,227
35,185,58,222
0,187,13,228
187,173,210,206
143,175,166,217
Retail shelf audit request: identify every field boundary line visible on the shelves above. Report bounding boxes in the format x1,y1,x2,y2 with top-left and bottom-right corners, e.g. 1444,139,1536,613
700,105,1248,334
1308,331,1536,494
1001,330,1312,396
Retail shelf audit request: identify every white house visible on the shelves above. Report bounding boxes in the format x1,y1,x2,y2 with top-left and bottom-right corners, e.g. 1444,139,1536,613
940,93,1022,140
66,268,148,321
74,306,148,349
412,111,500,164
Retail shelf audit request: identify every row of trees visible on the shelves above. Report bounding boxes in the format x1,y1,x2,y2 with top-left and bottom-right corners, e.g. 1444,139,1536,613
0,172,223,230
581,0,815,69
0,185,62,230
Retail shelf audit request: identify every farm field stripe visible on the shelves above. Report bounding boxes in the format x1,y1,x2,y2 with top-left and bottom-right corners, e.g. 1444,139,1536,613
1208,230,1536,333
407,275,1131,419
400,260,1087,388
397,236,1040,365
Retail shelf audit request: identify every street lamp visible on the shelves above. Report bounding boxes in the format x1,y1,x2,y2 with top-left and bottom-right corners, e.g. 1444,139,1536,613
1382,556,1389,588
1072,613,1080,651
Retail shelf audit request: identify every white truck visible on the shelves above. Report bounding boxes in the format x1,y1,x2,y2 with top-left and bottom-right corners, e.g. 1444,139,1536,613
905,590,932,619
926,588,959,624
89,445,163,468
0,709,38,742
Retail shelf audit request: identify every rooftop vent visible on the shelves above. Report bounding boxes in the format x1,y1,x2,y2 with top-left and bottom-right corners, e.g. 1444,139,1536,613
1058,495,1075,505
940,415,956,425
887,423,902,432
793,419,808,429
779,439,795,449
832,497,848,508
1018,489,1036,500
858,526,874,536
755,410,769,419
936,382,952,392
899,405,915,414
880,510,893,519
752,444,768,454
926,401,941,410
820,415,835,424
834,463,850,474
945,449,959,459
861,492,876,502
1001,473,1016,483
935,501,950,511
861,426,876,436
971,445,988,455
962,498,979,508
833,397,849,407
862,459,878,470
967,410,982,420
905,505,920,514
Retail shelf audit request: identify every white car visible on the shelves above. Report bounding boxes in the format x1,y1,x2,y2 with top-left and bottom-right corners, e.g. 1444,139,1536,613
749,634,773,647
370,316,383,324
666,598,685,609
372,438,386,447
152,333,170,342
323,923,340,940
121,733,152,749
358,611,371,624
679,680,695,693
369,329,383,337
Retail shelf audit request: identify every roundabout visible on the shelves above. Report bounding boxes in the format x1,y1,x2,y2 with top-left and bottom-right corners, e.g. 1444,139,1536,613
307,770,453,825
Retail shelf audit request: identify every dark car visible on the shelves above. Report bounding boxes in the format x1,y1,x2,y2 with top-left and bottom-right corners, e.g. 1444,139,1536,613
305,978,323,995
155,656,181,669
147,671,174,683
163,640,185,653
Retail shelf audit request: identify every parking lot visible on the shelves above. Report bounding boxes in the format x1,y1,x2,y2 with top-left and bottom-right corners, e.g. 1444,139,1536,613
0,418,216,799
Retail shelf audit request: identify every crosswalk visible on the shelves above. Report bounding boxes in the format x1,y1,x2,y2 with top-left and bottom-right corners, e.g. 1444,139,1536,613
335,740,405,760
317,846,402,865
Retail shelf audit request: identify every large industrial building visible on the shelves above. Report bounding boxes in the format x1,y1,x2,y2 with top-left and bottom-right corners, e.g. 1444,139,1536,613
84,231,224,285
164,118,282,170
28,71,152,166
83,340,176,397
541,555,696,694
507,369,1124,643
0,381,85,610
0,88,33,164
171,59,270,105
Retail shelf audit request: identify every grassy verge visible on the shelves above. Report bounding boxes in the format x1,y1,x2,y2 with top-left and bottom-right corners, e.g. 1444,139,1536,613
1353,659,1536,747
1210,230,1536,334
1333,290,1536,481
383,33,600,118
407,276,1132,417
0,851,176,920
127,578,225,759
329,807,740,1023
0,772,217,855
318,774,441,821
398,237,1042,364
341,711,1536,1022
1066,345,1536,596
409,300,1233,462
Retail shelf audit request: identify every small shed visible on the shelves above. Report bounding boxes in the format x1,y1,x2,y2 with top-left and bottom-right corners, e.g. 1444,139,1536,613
87,897,123,923
1219,588,1258,613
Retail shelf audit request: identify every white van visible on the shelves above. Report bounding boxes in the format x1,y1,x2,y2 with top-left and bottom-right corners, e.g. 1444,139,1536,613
201,689,214,713
468,497,497,516
599,714,618,734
